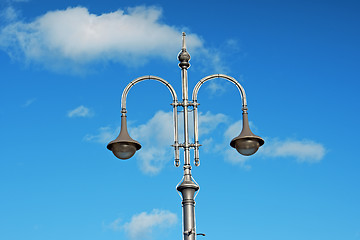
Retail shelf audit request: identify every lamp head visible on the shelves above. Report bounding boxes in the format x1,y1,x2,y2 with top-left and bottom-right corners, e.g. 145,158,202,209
230,135,264,156
230,111,264,156
107,115,141,160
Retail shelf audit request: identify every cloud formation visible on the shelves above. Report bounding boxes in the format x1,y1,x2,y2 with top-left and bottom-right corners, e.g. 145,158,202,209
0,6,204,72
213,120,252,169
22,98,36,107
197,111,228,136
0,6,18,22
109,209,177,240
84,110,228,175
86,110,326,174
212,120,326,167
260,139,326,163
67,105,93,118
130,111,174,175
8,0,29,2
130,111,230,174
83,126,118,143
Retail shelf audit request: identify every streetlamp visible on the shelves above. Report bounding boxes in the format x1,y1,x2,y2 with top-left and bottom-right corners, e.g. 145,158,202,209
107,33,264,240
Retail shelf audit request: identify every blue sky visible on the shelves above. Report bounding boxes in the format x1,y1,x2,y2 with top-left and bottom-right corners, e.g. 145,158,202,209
1,0,359,240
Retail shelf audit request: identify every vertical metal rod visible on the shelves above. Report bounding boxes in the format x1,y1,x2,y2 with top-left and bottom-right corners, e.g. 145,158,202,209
193,102,200,166
182,68,191,166
177,32,199,240
173,101,180,166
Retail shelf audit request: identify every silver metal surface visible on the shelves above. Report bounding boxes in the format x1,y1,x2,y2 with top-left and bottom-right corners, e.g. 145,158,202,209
121,75,178,110
192,74,248,108
193,102,200,166
120,75,180,164
108,32,264,240
176,32,199,240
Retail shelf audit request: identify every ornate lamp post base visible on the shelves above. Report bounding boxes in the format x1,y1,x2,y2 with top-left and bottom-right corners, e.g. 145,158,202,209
177,165,200,240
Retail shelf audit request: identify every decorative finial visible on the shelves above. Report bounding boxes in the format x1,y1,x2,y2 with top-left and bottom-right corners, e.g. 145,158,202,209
178,32,191,69
182,32,187,50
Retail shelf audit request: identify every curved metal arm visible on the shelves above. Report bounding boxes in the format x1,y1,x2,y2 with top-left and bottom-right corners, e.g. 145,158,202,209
121,75,178,110
192,74,247,108
191,74,248,165
121,75,180,164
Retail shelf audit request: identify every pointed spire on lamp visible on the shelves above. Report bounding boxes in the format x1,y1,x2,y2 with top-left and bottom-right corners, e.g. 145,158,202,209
178,32,191,69
107,114,141,160
230,109,264,156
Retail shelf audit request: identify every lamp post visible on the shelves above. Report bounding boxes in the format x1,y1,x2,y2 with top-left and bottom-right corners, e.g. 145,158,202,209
107,33,264,240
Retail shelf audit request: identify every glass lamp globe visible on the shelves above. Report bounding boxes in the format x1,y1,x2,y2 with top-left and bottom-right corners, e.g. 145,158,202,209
110,142,137,160
233,138,261,156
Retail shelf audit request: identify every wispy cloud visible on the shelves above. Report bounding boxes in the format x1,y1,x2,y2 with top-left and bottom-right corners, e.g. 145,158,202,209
211,120,326,167
84,110,228,175
86,111,325,173
108,209,177,240
67,105,93,118
130,111,173,175
206,81,227,95
202,74,245,97
260,138,326,163
83,126,118,144
213,120,252,169
0,6,18,22
8,0,30,2
22,98,36,107
0,6,205,72
130,110,229,174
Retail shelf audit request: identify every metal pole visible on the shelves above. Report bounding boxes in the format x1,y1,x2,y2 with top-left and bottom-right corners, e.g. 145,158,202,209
177,32,199,240
108,32,264,240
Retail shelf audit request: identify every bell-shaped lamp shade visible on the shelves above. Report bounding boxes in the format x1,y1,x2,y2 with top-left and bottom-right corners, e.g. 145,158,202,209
230,112,264,156
107,115,141,160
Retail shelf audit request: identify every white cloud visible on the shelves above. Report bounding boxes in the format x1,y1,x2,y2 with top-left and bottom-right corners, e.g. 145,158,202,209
260,139,326,163
215,120,326,167
107,218,122,231
206,81,227,95
224,119,242,140
201,74,245,97
0,6,18,22
84,110,228,175
130,110,229,174
225,39,240,50
67,105,93,118
22,98,36,107
198,111,228,135
0,6,205,72
86,110,325,173
130,111,173,175
109,209,177,240
83,111,173,175
214,120,253,169
223,148,252,170
83,126,118,144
